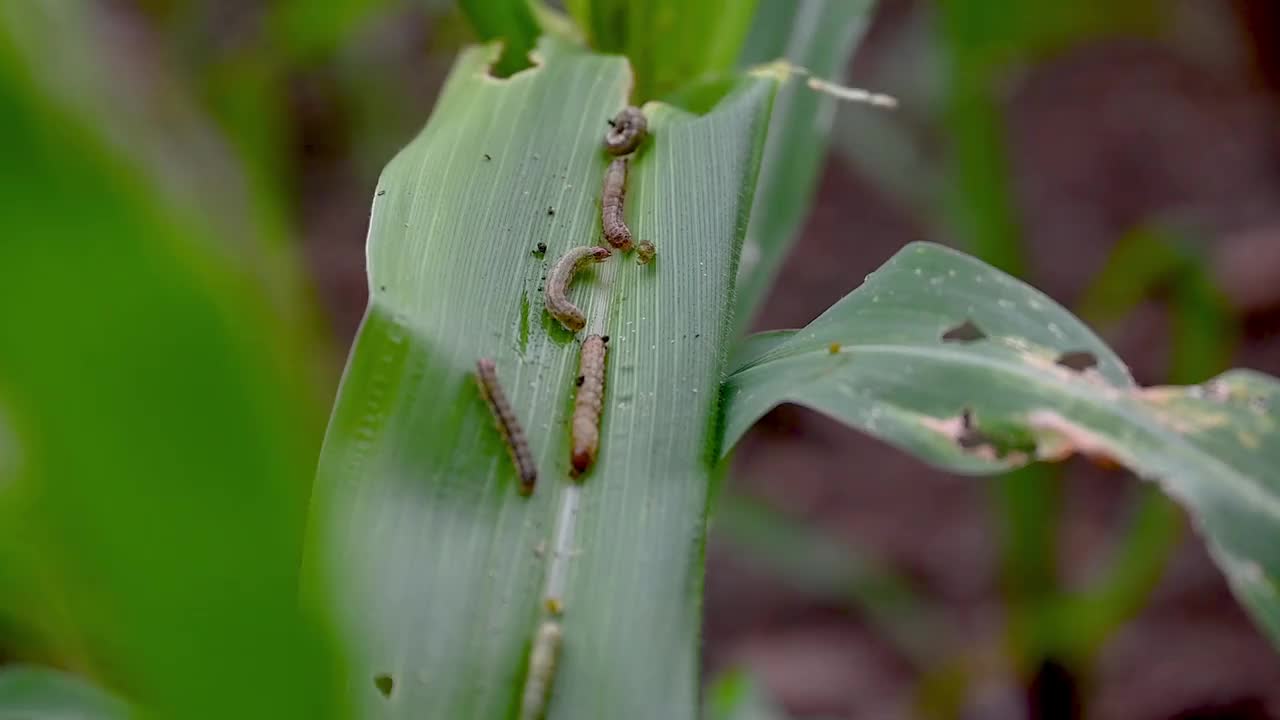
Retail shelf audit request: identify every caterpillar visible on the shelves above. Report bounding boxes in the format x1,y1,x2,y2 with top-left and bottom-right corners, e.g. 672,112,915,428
571,334,608,476
635,240,655,265
474,358,537,495
546,246,611,332
601,157,632,251
604,105,647,156
518,621,563,720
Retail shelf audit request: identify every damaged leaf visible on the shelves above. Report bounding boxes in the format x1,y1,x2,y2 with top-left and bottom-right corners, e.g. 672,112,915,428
722,242,1280,649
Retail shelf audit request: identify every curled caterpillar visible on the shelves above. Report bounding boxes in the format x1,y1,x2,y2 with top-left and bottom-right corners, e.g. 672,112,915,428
601,157,632,251
519,621,563,720
635,240,655,264
604,105,647,155
571,334,608,475
545,246,611,332
475,358,537,495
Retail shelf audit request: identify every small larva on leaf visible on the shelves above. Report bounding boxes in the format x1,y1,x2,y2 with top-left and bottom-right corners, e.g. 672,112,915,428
546,246,611,332
475,358,537,495
518,621,563,720
604,106,647,155
601,157,632,251
635,240,655,264
571,334,608,476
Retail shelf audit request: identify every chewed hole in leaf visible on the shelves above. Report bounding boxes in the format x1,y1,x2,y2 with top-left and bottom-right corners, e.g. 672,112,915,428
374,673,394,698
1055,350,1098,373
941,320,986,343
922,408,1034,463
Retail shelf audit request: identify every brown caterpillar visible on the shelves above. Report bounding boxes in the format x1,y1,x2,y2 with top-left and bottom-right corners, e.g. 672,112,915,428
571,334,608,476
604,105,647,156
475,358,537,495
635,240,655,264
545,246,611,332
601,157,632,251
518,621,563,720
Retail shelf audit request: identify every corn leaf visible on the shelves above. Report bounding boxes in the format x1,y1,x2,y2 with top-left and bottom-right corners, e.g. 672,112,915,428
306,39,780,719
722,242,1280,648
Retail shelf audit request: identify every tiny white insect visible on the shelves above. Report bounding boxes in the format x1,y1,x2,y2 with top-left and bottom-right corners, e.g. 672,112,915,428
518,621,563,720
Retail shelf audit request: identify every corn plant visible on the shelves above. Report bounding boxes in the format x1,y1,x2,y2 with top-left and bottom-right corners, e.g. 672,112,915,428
1,2,1276,720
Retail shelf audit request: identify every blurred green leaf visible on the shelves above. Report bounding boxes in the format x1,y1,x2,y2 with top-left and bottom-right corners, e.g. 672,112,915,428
306,39,779,718
0,666,130,720
267,0,402,62
459,0,543,75
704,670,787,720
722,242,1280,648
733,0,877,332
567,0,760,100
1076,225,1237,385
0,9,341,720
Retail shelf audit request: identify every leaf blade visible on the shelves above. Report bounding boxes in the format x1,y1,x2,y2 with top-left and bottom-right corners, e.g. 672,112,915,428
722,242,1280,647
307,41,780,719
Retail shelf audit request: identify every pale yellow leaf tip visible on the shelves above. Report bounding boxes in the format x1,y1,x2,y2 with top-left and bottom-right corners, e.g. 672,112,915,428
805,76,898,109
754,62,898,109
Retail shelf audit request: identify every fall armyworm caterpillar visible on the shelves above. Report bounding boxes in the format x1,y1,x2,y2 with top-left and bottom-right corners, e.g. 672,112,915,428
604,105,647,156
601,157,632,251
546,246,611,332
571,334,608,476
475,358,537,495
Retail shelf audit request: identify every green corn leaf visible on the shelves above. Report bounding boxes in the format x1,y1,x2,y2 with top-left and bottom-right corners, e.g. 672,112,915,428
306,39,781,719
723,242,1280,648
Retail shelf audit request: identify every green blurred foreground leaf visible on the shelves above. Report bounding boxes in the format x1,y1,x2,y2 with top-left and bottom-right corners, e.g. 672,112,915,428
0,10,340,720
703,670,787,720
307,39,779,719
722,242,1280,647
0,666,129,720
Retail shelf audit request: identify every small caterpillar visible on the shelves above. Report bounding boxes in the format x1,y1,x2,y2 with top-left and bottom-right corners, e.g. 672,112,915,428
546,246,611,332
601,157,632,251
635,240,655,265
475,358,537,495
604,106,647,156
518,621,563,720
571,334,608,476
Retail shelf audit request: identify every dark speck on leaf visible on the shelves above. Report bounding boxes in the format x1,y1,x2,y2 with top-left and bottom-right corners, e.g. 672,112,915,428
547,207,555,216
576,375,585,386
942,320,986,343
379,285,387,292
374,674,393,698
1055,351,1098,372
602,335,609,343
376,189,386,196
483,153,491,161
